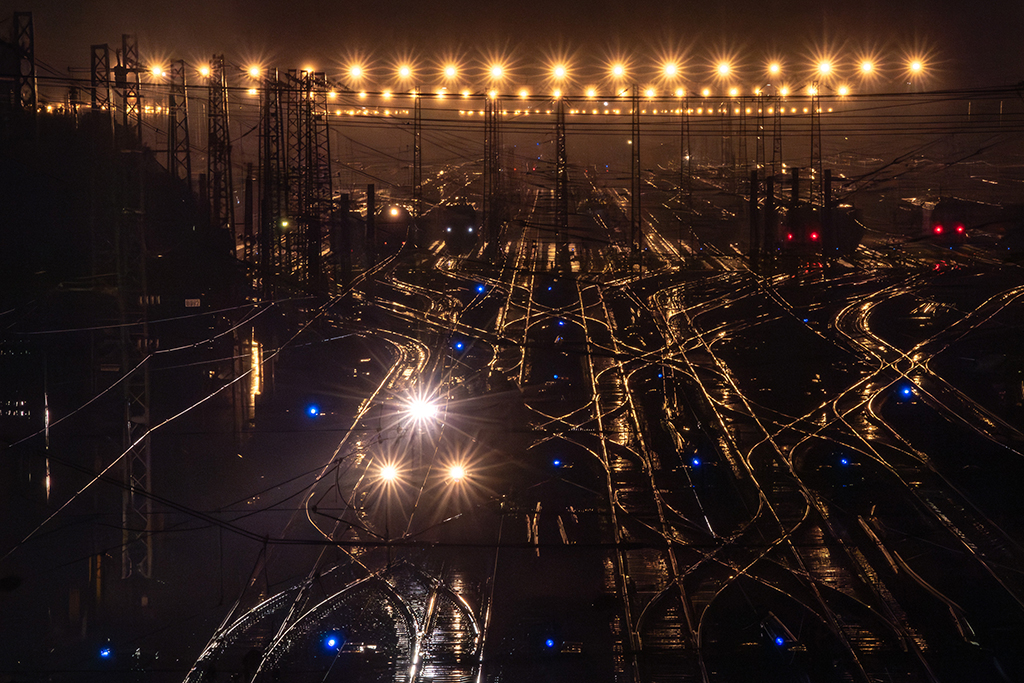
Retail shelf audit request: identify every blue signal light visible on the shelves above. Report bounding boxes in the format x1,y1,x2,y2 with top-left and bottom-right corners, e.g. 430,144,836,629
545,638,556,648
553,374,559,380
840,457,849,466
99,647,112,659
475,284,486,294
774,636,785,647
308,405,320,417
454,341,465,351
557,320,565,327
324,633,342,651
553,459,562,467
691,457,701,467
658,372,663,379
900,386,914,398
547,286,552,291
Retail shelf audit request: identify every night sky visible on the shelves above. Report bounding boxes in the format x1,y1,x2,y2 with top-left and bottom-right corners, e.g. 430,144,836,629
16,0,1024,89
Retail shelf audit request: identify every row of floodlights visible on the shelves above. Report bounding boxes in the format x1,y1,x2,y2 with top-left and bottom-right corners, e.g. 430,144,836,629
155,55,929,86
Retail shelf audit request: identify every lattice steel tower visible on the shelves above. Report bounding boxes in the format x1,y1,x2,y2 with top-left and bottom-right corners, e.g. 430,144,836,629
166,59,191,189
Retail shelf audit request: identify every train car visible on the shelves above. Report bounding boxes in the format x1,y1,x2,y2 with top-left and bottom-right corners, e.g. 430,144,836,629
376,204,417,246
436,203,479,253
778,203,864,256
898,196,1004,245
926,198,992,245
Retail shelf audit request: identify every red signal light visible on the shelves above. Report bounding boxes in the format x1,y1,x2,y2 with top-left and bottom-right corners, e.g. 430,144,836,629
786,233,794,241
809,231,819,241
956,224,965,234
933,224,944,235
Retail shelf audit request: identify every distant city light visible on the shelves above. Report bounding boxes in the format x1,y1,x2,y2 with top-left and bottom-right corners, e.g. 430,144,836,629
380,464,399,481
247,65,260,78
716,62,731,77
448,465,466,481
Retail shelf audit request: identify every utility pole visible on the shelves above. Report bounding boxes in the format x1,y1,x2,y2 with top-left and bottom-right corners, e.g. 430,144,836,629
554,95,568,269
737,96,747,193
413,93,423,221
810,84,822,206
483,93,501,247
630,85,641,268
755,93,766,182
772,94,783,180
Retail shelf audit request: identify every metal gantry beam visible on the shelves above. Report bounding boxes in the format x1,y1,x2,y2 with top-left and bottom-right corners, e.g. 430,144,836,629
207,56,234,239
166,59,192,189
